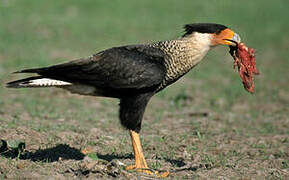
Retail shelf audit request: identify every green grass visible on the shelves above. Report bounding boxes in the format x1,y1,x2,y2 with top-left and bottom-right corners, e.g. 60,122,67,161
0,0,289,179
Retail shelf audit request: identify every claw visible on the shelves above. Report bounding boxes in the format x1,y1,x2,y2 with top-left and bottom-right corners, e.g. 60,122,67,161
125,164,169,178
127,130,170,177
125,164,138,171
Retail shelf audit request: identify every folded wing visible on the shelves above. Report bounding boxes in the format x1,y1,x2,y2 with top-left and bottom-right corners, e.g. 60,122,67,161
14,45,166,90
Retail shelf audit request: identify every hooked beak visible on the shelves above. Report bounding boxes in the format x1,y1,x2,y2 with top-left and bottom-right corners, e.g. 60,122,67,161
212,28,241,46
223,32,241,46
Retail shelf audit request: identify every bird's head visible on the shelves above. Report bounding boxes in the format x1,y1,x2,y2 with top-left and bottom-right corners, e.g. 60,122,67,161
183,23,241,47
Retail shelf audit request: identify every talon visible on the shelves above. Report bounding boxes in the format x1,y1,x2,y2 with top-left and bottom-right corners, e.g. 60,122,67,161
136,168,154,175
125,164,153,174
125,164,169,177
126,130,170,177
155,171,170,178
125,164,136,171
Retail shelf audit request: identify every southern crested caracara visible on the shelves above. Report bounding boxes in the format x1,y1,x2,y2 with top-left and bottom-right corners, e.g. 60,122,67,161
7,23,241,177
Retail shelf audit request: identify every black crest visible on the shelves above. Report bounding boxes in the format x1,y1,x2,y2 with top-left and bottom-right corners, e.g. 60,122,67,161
183,23,227,37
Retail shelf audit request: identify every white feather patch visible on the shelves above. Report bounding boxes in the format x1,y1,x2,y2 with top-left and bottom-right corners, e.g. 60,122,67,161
25,78,72,87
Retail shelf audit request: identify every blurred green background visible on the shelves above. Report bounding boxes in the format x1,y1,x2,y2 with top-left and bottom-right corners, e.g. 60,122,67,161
1,0,288,113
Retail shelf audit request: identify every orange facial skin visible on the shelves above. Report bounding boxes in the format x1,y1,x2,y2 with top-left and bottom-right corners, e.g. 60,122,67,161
211,28,236,46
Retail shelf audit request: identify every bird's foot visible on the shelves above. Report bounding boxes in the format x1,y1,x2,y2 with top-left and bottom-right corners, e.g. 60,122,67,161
125,165,169,178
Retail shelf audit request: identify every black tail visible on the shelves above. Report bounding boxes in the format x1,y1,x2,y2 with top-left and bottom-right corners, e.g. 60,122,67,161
7,59,84,88
13,67,46,74
6,76,43,88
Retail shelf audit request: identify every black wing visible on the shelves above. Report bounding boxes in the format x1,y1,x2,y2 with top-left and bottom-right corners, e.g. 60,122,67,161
17,45,166,90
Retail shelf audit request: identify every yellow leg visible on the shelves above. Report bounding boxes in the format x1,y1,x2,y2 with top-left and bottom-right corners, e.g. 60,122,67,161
125,130,169,178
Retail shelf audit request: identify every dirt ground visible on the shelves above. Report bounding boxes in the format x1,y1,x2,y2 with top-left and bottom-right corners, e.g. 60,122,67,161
0,86,288,179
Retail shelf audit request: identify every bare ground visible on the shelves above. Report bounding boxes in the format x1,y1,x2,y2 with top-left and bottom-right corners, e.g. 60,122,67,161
0,86,288,179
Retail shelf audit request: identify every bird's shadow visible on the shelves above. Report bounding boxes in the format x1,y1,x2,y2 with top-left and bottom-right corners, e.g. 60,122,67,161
0,143,134,163
0,143,191,170
1,144,85,162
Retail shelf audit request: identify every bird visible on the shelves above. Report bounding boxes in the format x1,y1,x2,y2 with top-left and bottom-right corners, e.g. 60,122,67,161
7,23,241,177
